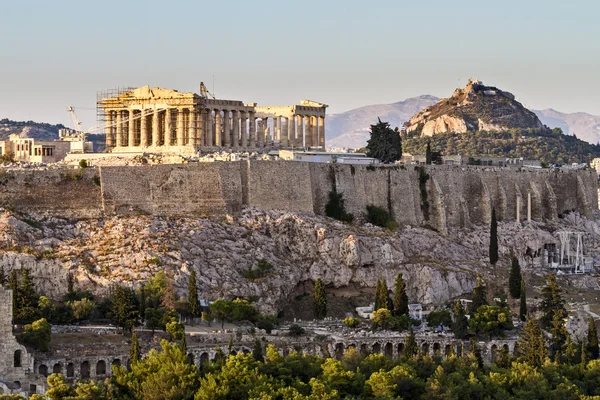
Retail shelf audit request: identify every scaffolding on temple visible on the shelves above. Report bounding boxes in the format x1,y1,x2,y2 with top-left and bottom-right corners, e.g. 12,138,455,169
96,87,135,127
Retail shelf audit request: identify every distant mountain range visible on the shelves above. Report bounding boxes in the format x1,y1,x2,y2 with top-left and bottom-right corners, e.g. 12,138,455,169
326,97,600,149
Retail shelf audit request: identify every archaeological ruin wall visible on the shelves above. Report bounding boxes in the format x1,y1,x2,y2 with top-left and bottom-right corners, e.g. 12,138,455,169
0,162,595,231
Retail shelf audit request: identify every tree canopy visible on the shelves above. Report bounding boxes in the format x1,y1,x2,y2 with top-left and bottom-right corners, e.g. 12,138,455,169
366,119,402,163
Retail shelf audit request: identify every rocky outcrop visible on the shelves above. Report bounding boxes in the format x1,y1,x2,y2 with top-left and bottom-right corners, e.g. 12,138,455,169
406,79,546,135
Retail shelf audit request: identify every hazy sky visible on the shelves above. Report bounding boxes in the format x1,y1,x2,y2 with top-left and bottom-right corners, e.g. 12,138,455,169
1,0,598,129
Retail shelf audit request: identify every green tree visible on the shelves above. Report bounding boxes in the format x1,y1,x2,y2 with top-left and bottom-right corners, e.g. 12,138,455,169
20,318,51,352
188,270,201,318
0,266,6,286
469,305,513,338
426,310,452,330
130,330,141,364
452,300,469,339
404,328,418,357
518,318,547,368
45,373,75,400
145,308,164,333
138,285,147,323
166,320,185,342
425,141,432,165
472,274,488,311
9,269,18,321
520,277,527,321
366,119,402,164
109,285,139,334
540,273,566,327
210,299,232,329
67,298,95,321
325,190,353,222
67,272,74,297
313,278,327,319
252,339,264,362
372,308,392,330
588,316,599,360
509,255,522,298
374,278,391,311
392,273,409,317
489,207,498,265
550,309,569,363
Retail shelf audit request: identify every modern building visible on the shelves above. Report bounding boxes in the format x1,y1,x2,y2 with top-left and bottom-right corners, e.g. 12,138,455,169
97,85,328,155
279,150,379,164
402,153,541,168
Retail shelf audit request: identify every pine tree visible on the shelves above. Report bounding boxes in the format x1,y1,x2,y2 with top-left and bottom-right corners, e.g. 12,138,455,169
472,274,488,312
366,119,402,164
540,273,566,327
188,270,201,318
252,339,264,362
313,278,327,319
109,286,139,334
425,142,432,165
550,309,568,363
519,277,527,322
565,335,578,365
129,331,140,364
518,318,547,368
392,273,409,317
587,316,599,360
489,208,498,266
404,328,418,356
452,300,469,339
508,256,522,299
19,268,36,309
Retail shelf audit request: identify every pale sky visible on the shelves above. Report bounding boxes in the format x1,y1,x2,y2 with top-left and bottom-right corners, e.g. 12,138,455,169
1,0,599,130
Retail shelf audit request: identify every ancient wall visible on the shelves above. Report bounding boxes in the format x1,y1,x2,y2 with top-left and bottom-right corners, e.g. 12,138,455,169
0,163,595,229
0,169,102,218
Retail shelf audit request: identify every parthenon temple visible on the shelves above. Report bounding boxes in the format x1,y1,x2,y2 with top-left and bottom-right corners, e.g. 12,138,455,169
97,85,328,154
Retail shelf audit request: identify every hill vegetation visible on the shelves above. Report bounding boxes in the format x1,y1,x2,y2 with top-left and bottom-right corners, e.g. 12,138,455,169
0,118,65,140
402,127,600,165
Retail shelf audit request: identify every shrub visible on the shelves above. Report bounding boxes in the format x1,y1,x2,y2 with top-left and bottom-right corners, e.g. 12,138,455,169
21,318,51,352
243,259,273,280
325,190,354,223
342,317,360,328
255,315,278,333
288,324,305,336
79,159,88,168
68,298,96,321
365,205,397,230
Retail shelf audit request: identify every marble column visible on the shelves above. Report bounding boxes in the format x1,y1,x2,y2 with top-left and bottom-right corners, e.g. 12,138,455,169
249,112,256,147
310,116,318,147
175,108,184,146
319,116,325,148
105,111,114,148
198,110,205,146
241,112,248,147
115,111,123,147
127,110,135,147
140,110,148,146
281,117,289,147
232,111,240,148
288,115,296,147
215,110,222,147
223,110,231,147
304,116,312,147
152,109,160,147
188,109,197,146
257,119,264,147
165,109,172,146
297,115,303,147
206,110,213,147
275,116,281,143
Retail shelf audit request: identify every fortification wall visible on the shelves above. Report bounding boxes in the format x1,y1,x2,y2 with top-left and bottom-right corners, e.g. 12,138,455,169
0,169,102,218
0,163,595,229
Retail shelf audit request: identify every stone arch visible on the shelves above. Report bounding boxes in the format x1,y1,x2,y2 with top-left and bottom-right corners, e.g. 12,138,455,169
421,342,429,356
397,342,405,355
112,359,121,368
81,361,90,379
490,344,498,364
200,353,209,369
445,344,452,357
230,350,237,357
433,343,441,355
384,343,393,359
241,348,250,356
187,353,194,365
13,381,20,390
96,360,106,376
14,350,21,367
512,343,519,357
213,351,223,362
38,364,48,377
282,348,289,357
53,363,62,374
372,343,381,354
66,363,74,378
334,343,344,360
503,344,509,352
455,344,463,357
360,343,368,355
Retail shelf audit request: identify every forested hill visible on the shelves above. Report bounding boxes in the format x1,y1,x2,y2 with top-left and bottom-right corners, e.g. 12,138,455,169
401,127,600,165
0,118,66,140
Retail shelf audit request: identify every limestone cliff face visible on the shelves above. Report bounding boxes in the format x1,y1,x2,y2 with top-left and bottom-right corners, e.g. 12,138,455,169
1,208,599,315
406,79,546,135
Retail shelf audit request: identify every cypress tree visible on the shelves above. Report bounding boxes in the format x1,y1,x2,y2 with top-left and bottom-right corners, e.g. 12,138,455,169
425,142,432,165
540,273,566,327
550,309,568,362
404,327,418,356
67,272,74,295
452,300,469,339
489,208,498,266
519,277,527,322
392,273,409,316
518,318,547,368
129,331,140,364
581,342,587,371
9,270,18,320
0,266,6,286
188,270,201,318
228,335,233,355
587,317,599,360
472,274,488,312
252,339,264,362
366,119,402,164
469,339,483,369
509,256,521,299
374,278,383,311
380,278,391,310
313,278,327,319
139,285,146,323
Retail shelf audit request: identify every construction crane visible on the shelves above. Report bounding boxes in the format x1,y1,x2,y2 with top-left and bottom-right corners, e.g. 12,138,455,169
66,106,87,140
199,82,216,99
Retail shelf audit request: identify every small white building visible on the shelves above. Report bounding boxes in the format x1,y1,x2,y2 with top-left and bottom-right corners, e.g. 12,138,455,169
0,132,93,163
279,150,379,165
